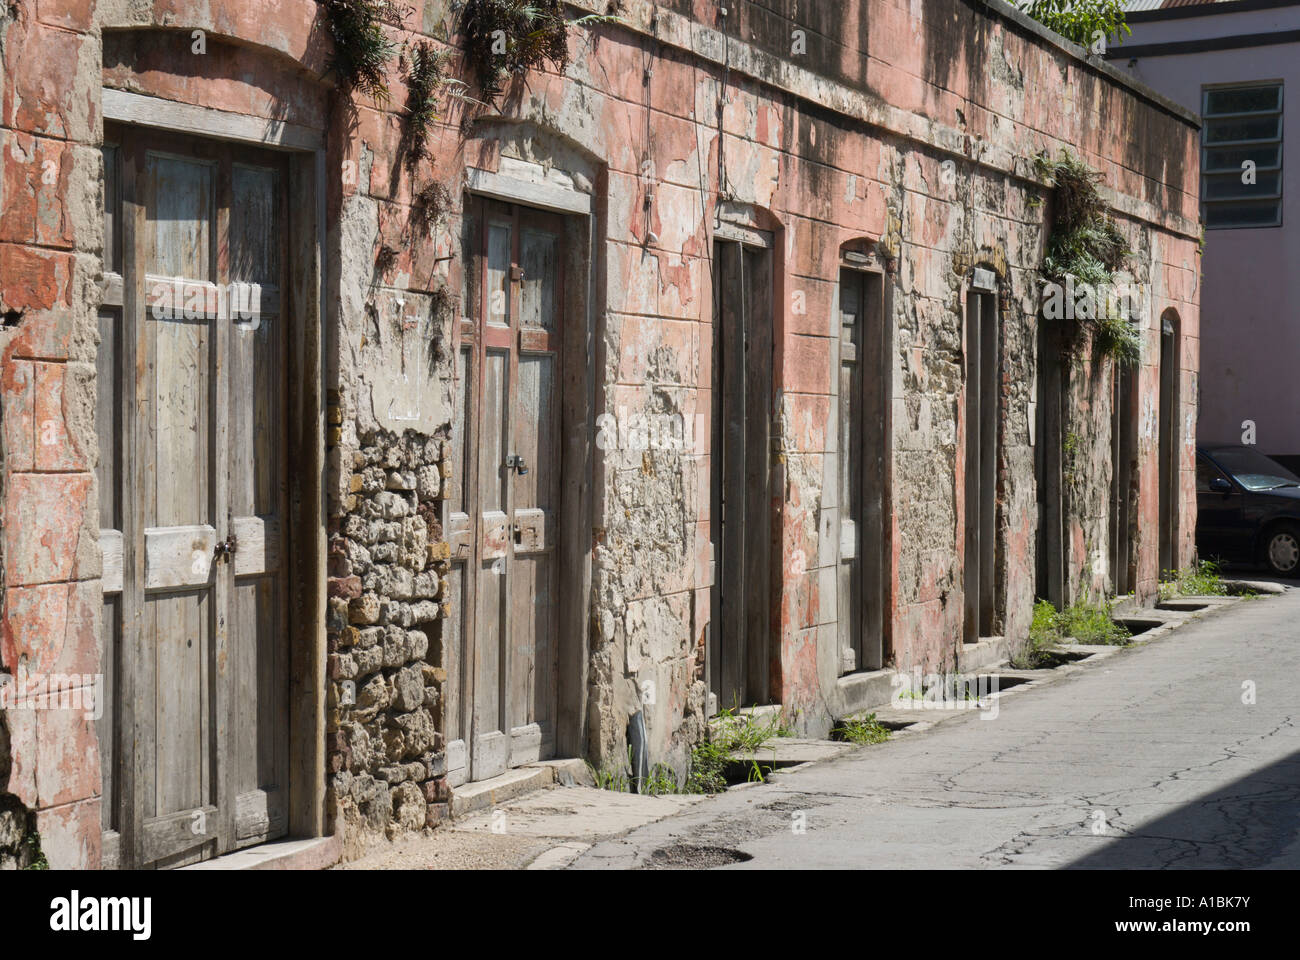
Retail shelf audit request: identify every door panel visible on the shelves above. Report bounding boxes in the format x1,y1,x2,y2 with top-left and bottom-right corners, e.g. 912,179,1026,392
511,351,557,761
1196,456,1245,560
444,339,472,785
140,149,220,865
227,161,289,847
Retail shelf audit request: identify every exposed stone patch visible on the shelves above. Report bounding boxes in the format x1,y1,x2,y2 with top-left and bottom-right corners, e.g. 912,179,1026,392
327,428,452,855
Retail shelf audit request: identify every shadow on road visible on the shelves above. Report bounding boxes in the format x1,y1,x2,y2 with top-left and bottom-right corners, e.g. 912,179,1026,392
1065,749,1300,868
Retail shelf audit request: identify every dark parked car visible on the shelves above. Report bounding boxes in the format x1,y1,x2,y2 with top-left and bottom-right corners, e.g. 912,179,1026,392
1197,444,1300,578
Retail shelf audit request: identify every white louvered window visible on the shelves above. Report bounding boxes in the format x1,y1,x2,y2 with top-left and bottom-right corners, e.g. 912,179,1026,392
1202,82,1283,229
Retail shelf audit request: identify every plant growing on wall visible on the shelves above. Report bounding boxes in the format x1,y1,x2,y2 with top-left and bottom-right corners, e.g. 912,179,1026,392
458,0,620,107
403,40,475,165
1018,0,1130,51
321,0,402,102
1035,150,1141,365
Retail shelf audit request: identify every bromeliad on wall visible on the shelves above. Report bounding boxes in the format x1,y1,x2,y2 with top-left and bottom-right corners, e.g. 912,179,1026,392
1035,150,1143,365
457,0,621,108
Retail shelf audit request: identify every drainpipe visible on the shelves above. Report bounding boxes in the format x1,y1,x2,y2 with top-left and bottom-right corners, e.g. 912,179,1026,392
627,711,650,794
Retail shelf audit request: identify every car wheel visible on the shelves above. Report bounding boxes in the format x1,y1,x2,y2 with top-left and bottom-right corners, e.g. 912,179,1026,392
1264,523,1300,578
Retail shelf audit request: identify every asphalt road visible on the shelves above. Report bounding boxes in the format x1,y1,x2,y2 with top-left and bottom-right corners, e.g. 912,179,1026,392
573,588,1300,869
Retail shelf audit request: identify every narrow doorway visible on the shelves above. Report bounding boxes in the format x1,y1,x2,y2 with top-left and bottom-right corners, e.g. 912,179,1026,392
1159,310,1181,576
1110,361,1138,595
1035,322,1066,609
836,264,889,673
964,280,1000,642
710,232,774,710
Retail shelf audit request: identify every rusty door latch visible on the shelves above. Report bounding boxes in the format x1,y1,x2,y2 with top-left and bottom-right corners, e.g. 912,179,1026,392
213,535,238,563
505,453,529,476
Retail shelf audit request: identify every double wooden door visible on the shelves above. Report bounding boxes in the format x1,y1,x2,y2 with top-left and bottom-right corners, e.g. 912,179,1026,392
445,198,562,783
99,125,290,867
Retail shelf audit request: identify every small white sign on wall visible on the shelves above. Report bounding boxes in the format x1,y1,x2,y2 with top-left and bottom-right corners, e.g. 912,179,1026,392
972,267,997,292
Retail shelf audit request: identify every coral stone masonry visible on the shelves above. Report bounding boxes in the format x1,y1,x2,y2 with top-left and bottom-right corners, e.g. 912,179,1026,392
0,0,1201,867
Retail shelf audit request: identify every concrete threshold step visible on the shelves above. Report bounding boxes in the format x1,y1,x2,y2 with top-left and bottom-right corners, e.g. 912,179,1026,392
181,834,341,871
729,738,852,766
449,758,590,819
1222,579,1288,595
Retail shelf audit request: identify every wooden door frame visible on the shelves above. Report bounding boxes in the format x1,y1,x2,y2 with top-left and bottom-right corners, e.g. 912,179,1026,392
455,174,596,774
99,94,327,867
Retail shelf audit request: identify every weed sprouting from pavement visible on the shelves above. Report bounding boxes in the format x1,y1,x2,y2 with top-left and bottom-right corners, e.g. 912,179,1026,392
1013,597,1130,662
832,713,891,745
1159,559,1236,600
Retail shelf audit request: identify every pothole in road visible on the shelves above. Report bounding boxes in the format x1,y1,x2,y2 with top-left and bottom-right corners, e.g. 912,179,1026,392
643,844,753,869
759,796,829,812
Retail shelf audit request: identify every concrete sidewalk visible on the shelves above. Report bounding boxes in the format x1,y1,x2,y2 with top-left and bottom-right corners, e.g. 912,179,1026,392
335,785,706,870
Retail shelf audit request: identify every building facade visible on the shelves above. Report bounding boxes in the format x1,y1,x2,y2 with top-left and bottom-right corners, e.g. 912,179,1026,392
1116,0,1300,469
0,0,1200,869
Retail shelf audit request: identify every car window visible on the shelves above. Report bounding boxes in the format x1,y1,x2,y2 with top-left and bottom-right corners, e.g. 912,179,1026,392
1208,447,1300,491
1196,457,1229,492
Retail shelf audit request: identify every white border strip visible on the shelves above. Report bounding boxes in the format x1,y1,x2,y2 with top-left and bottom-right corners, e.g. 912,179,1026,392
102,88,324,151
713,221,773,247
465,167,592,215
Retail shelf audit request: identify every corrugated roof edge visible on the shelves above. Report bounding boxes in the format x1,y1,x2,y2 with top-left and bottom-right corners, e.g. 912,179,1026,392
986,0,1202,128
1126,0,1300,23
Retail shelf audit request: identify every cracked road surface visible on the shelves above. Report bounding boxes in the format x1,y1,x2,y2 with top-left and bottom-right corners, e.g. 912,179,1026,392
572,590,1300,869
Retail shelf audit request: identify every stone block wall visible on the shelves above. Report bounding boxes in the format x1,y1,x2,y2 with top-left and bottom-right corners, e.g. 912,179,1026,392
0,0,105,869
327,427,453,856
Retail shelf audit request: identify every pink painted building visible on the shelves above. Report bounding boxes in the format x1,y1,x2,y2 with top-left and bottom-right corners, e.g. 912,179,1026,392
0,0,1200,868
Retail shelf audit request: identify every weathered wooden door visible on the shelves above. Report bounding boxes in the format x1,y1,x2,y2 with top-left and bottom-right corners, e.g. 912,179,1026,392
99,125,290,868
710,233,774,710
446,198,561,783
